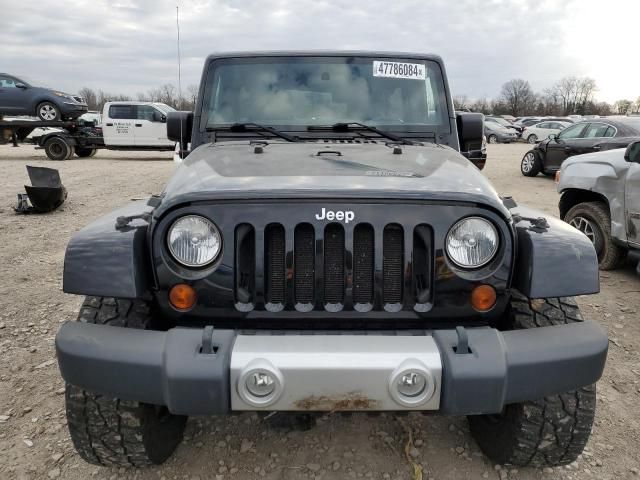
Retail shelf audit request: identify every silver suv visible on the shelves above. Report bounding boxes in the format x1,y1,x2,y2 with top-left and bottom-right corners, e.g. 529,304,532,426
558,141,640,272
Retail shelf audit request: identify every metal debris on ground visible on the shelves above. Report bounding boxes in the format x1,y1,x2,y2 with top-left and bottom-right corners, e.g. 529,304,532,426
14,165,67,214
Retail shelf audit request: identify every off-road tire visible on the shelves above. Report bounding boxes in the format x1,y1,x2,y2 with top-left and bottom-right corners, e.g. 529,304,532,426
75,147,97,158
44,136,72,161
565,201,627,270
36,101,61,121
65,297,187,467
521,150,541,177
468,291,597,467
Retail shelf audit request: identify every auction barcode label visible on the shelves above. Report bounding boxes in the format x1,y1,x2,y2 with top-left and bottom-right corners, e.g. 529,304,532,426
373,61,426,80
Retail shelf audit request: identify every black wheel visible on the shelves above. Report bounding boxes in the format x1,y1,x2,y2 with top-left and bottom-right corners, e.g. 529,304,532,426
488,134,498,144
468,291,596,467
526,134,538,144
521,150,541,177
565,201,627,270
44,136,72,161
65,297,187,467
75,147,96,157
36,101,61,121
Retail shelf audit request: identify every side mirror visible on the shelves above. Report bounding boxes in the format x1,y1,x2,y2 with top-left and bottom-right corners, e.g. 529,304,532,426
167,111,193,150
624,141,640,163
153,111,167,123
456,113,485,170
548,133,558,142
15,83,27,89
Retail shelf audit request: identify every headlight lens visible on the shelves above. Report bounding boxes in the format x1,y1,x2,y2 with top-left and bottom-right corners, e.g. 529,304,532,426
167,215,221,267
446,217,498,268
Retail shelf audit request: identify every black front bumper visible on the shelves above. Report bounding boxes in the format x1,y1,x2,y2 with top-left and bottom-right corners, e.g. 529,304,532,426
55,321,608,416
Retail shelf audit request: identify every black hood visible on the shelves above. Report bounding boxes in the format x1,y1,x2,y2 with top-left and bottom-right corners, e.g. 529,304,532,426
157,141,508,217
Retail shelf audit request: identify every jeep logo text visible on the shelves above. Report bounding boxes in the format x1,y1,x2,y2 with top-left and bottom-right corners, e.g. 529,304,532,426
315,208,355,224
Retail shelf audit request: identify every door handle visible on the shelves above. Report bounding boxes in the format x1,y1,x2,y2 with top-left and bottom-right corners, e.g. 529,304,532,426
592,145,601,150
106,123,113,126
135,124,142,127
564,147,571,151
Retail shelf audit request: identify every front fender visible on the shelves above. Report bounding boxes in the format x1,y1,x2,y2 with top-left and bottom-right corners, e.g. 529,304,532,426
511,205,599,299
63,200,152,299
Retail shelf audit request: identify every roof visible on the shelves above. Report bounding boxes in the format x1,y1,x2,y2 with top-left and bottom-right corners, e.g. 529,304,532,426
204,50,444,63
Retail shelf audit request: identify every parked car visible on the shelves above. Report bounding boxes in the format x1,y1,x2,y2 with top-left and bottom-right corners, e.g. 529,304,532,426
514,117,542,127
520,118,640,176
78,111,102,126
0,73,88,121
521,120,571,144
484,121,518,143
558,141,640,271
485,116,521,134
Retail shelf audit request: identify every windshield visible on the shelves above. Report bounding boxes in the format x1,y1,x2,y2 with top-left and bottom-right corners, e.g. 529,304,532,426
155,103,176,113
202,56,450,132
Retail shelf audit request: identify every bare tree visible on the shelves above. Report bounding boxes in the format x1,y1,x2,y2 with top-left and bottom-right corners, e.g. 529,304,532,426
78,87,98,110
614,99,633,115
453,95,469,111
470,97,491,114
499,79,536,116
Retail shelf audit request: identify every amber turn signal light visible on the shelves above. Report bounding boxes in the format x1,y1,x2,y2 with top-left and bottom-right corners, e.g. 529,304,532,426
471,284,497,312
169,284,197,311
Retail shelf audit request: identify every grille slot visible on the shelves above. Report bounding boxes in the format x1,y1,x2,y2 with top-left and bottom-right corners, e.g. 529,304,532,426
324,224,345,304
413,225,432,304
353,224,374,304
383,225,404,304
294,224,315,304
234,224,255,304
264,224,285,305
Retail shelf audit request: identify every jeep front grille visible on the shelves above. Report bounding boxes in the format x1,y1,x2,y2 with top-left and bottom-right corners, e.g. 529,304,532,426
234,222,433,313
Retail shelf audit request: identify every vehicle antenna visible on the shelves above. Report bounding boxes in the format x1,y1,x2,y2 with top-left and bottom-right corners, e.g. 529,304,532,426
176,5,184,159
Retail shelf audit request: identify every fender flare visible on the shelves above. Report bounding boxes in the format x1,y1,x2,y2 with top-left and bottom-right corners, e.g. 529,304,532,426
511,205,599,299
63,200,153,299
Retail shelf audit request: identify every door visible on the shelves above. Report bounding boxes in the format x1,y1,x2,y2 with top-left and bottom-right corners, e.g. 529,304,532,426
103,104,136,146
133,105,172,146
626,161,640,245
579,122,617,154
0,75,29,114
544,122,587,170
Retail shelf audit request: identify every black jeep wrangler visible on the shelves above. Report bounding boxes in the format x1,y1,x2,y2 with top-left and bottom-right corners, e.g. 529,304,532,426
56,52,607,468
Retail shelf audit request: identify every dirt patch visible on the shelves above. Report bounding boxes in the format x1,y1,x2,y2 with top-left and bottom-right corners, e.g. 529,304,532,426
0,144,639,480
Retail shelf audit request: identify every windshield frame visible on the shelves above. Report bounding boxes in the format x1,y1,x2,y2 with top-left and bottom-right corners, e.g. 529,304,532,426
198,55,452,136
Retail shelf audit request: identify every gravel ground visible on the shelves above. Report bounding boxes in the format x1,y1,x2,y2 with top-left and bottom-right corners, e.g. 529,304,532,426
0,144,639,480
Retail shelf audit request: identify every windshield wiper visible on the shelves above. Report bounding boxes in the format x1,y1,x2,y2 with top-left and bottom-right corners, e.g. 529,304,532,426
206,122,298,142
307,122,417,145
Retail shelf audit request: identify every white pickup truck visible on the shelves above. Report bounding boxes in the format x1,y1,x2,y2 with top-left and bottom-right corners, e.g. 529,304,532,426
0,101,177,160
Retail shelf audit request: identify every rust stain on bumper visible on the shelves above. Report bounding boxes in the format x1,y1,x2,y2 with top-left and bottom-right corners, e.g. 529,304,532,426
293,392,380,411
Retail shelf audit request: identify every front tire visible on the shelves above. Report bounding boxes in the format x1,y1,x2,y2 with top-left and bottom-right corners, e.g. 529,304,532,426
65,297,187,467
565,201,627,270
36,101,61,121
527,134,538,144
521,150,541,177
468,292,596,467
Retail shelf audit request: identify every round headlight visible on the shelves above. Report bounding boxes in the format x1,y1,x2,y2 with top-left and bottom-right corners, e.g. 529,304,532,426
167,215,222,267
446,217,498,268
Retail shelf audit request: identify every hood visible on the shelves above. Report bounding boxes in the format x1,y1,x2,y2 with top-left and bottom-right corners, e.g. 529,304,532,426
156,141,509,217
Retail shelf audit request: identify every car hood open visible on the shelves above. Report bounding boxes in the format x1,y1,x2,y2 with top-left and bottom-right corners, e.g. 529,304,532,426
156,141,508,217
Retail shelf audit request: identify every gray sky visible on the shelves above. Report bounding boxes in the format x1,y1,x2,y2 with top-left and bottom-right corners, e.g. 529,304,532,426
1,0,637,103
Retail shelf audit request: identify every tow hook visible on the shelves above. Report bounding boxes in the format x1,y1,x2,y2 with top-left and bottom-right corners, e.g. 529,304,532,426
201,325,216,354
